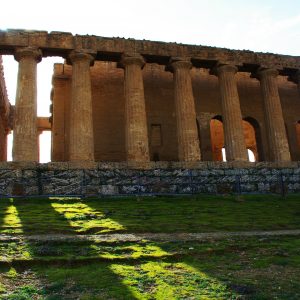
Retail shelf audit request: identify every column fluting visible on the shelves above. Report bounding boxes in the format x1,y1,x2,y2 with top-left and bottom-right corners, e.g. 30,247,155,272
170,58,201,161
13,47,42,161
68,50,95,161
120,53,150,162
215,64,248,161
257,68,291,161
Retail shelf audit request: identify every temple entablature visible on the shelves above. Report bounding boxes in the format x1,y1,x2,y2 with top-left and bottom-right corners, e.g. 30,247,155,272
0,29,299,74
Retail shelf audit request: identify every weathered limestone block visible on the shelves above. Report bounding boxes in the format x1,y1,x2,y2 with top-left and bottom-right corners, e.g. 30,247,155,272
280,168,294,174
171,169,191,177
98,162,128,170
43,162,69,170
85,185,99,195
241,183,257,192
119,185,141,194
224,169,239,175
42,184,54,195
171,176,191,184
290,182,300,192
207,161,231,169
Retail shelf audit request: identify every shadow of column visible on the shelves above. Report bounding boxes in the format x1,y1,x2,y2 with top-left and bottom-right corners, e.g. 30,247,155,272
83,198,243,298
0,197,11,233
11,197,136,299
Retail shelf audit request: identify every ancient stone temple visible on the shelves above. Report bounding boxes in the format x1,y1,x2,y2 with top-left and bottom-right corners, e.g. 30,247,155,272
52,57,300,163
0,29,300,196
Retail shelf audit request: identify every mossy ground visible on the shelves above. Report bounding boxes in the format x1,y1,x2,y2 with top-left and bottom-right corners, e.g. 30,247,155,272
0,194,299,299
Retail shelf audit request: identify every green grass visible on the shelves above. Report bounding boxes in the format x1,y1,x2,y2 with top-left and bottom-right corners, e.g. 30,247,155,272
0,195,299,299
0,194,299,235
0,236,299,299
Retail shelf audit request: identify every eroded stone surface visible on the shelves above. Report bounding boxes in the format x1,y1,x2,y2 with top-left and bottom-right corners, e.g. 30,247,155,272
0,162,299,196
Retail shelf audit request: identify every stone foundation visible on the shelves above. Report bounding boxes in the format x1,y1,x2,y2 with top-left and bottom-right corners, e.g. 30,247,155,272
0,162,299,196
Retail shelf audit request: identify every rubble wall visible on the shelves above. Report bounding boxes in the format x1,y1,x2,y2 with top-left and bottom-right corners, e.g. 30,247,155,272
0,162,299,196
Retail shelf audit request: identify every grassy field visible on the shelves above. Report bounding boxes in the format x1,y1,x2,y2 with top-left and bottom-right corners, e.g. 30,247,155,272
0,194,299,299
0,194,300,235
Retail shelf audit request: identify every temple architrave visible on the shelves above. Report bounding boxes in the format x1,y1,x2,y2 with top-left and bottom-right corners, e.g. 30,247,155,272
0,30,300,165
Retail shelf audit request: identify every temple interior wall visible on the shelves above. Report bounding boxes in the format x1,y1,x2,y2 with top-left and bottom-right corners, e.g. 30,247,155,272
52,61,300,162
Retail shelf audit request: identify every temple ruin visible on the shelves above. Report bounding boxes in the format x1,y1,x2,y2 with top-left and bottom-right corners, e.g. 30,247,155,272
0,29,300,196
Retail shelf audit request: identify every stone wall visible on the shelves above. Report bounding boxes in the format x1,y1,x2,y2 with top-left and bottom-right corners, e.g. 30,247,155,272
0,162,299,196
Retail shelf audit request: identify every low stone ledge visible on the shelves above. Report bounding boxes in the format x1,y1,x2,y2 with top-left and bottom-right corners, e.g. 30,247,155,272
152,161,172,169
126,161,157,169
275,161,299,168
162,161,206,169
1,161,300,170
255,161,299,168
38,162,69,170
97,162,128,169
0,161,38,170
230,161,255,168
68,161,98,170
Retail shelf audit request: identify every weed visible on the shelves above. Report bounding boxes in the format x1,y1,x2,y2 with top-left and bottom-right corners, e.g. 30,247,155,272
5,285,41,300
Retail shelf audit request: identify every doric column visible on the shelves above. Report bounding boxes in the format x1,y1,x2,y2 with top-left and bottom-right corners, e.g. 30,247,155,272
215,64,248,161
68,50,95,161
169,58,201,161
13,47,41,161
257,68,291,161
120,53,149,162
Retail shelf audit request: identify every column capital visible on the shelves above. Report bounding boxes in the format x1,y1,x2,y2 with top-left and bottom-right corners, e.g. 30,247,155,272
68,50,95,66
14,47,42,63
256,67,279,80
119,53,145,68
167,57,192,72
211,63,238,76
